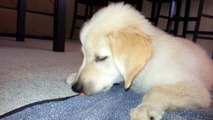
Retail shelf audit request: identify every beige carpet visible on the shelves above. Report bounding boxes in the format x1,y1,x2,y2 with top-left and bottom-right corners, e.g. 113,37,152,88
0,37,82,115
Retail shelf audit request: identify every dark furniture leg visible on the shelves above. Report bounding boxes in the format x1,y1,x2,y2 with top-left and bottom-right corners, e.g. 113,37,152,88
192,0,205,42
153,0,161,26
150,0,157,23
89,0,93,18
53,0,66,52
166,0,176,33
70,0,77,39
173,0,181,36
182,0,191,37
136,0,143,11
16,0,26,42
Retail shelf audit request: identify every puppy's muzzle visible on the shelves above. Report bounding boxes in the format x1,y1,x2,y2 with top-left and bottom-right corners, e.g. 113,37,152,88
72,82,83,93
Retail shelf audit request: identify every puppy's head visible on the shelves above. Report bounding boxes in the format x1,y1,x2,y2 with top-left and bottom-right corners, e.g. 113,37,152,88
72,35,122,95
72,3,152,95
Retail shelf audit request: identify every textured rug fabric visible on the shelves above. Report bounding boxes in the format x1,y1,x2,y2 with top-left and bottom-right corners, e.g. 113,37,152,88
0,39,82,115
1,84,213,120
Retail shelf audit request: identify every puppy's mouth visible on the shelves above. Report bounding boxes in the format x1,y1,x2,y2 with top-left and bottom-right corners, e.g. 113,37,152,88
72,84,113,96
71,78,116,96
83,86,111,96
79,92,86,96
102,85,112,92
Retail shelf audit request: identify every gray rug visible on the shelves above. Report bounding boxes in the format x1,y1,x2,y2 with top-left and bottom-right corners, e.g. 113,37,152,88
0,38,82,115
1,84,213,120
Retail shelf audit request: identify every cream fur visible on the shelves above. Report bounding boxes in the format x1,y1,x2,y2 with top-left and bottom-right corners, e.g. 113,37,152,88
68,3,213,120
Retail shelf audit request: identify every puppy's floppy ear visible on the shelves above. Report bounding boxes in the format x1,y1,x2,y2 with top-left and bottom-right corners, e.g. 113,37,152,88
108,28,152,89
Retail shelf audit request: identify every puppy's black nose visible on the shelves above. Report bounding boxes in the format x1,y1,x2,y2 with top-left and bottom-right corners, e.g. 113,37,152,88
72,83,83,93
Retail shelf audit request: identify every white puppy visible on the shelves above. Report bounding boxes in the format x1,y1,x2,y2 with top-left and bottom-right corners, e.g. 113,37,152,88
67,3,213,120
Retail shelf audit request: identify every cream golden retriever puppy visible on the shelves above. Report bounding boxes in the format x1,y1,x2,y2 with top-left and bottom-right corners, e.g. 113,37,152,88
67,3,213,120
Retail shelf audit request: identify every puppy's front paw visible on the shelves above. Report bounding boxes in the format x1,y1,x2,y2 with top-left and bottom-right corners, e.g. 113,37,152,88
130,104,164,120
65,73,77,85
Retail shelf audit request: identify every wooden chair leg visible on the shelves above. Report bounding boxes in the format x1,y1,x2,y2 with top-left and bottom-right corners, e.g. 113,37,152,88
151,1,157,23
70,0,77,39
182,0,191,37
153,0,162,26
53,0,66,52
192,0,205,42
16,0,26,42
166,0,176,33
173,0,181,36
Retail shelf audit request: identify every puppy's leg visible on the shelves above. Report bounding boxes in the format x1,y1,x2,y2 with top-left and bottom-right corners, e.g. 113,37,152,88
130,82,211,120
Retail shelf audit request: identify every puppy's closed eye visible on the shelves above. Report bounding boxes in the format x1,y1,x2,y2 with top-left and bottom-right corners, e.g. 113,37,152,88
95,56,108,62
